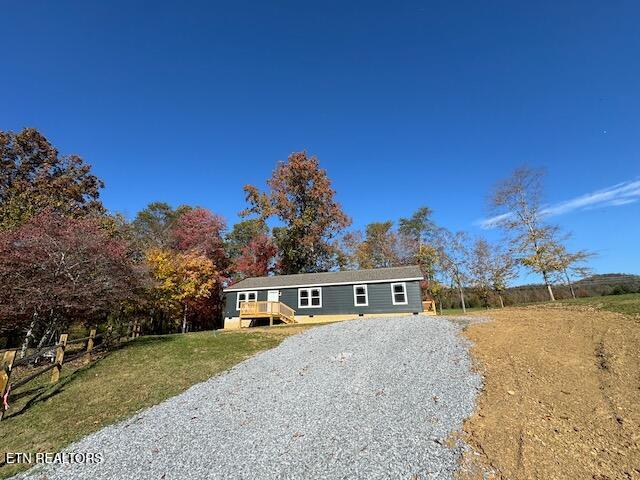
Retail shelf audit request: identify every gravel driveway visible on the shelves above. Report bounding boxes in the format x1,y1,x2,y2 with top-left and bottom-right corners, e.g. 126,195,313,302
17,316,481,480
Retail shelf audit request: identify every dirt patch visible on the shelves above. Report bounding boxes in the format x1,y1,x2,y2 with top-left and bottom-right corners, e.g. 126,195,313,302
458,307,640,480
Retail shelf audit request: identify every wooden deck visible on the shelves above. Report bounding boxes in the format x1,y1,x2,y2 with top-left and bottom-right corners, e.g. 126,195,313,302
422,300,437,315
239,301,296,327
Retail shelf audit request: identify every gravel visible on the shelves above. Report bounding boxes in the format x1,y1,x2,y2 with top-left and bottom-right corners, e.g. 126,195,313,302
17,316,481,480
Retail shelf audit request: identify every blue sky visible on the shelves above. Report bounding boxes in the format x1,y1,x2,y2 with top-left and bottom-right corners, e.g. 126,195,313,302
2,1,639,282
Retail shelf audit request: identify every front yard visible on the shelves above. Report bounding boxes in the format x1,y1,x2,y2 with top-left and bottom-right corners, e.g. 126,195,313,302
0,325,313,478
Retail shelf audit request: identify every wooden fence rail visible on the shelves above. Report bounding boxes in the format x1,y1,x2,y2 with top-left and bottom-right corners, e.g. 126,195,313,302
0,320,142,421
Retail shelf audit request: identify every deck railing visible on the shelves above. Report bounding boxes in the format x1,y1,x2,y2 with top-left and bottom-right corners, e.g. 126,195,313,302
239,301,295,321
422,300,437,313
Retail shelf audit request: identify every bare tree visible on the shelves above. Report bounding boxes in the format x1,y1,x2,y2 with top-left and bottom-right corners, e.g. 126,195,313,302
490,166,561,301
436,229,469,313
549,244,594,299
468,238,517,308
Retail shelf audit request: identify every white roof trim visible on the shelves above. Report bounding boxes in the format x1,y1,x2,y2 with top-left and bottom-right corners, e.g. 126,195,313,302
224,277,423,292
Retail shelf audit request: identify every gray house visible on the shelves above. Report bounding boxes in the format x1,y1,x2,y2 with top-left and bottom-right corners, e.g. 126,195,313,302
222,265,428,329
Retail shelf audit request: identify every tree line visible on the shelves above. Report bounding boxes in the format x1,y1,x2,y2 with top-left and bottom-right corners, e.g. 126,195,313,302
1,128,594,349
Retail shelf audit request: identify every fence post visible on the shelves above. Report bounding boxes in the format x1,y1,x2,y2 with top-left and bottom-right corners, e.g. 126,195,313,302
85,327,97,363
0,350,17,421
50,334,68,384
126,321,133,340
133,321,141,339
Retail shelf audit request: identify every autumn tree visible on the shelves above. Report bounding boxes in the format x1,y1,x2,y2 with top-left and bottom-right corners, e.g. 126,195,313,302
336,222,403,270
171,207,227,261
360,222,401,268
0,211,143,351
398,206,440,295
141,206,229,331
146,249,220,333
232,234,278,279
225,218,268,259
131,202,191,250
336,231,364,270
0,128,104,230
490,166,563,301
242,151,350,274
398,207,437,247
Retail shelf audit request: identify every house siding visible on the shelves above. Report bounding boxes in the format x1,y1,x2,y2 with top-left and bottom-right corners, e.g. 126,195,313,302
224,280,422,318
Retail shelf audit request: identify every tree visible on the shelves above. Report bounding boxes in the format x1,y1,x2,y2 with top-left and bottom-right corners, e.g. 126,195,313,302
131,202,191,250
336,231,365,270
360,222,400,268
232,234,278,279
468,238,516,308
171,207,227,261
0,211,143,350
468,239,493,308
398,206,437,247
436,229,470,313
336,222,401,270
490,166,562,301
225,219,268,260
145,249,220,333
398,206,440,287
549,245,594,299
242,151,350,274
0,128,104,230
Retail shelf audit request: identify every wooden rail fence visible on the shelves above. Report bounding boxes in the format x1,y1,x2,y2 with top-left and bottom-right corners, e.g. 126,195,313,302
0,320,143,421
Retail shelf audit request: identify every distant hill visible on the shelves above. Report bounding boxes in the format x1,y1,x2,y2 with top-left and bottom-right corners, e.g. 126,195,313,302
504,273,640,305
439,273,640,309
574,273,640,289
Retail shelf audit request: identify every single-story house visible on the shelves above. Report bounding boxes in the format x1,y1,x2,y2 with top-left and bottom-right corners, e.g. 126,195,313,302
223,265,432,329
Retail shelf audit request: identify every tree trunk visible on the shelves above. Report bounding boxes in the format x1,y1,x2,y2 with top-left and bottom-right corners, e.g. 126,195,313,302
542,271,556,301
456,274,467,313
182,303,188,334
498,293,505,309
36,308,57,349
20,311,38,359
564,269,576,299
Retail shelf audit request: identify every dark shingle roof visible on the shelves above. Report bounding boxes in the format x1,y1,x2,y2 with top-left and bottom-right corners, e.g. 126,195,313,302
224,265,423,291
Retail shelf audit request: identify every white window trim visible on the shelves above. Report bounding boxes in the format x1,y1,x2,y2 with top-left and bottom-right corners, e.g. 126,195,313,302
391,282,408,305
298,287,322,308
236,291,258,310
353,284,369,306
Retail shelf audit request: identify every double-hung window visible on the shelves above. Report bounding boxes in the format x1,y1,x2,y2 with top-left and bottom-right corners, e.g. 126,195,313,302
391,282,408,305
353,284,368,306
236,291,257,310
298,287,322,308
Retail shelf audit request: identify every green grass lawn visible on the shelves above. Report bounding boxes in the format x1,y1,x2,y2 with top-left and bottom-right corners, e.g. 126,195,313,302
552,293,640,316
439,306,489,316
439,293,640,317
0,325,313,478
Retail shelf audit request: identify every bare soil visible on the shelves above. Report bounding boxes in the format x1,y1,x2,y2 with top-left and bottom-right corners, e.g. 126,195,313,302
459,306,640,480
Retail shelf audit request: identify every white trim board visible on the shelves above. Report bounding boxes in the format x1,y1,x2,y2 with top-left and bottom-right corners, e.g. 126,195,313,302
224,277,423,292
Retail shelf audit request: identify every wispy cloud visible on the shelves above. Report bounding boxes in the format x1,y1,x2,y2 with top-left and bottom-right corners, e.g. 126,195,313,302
476,179,640,229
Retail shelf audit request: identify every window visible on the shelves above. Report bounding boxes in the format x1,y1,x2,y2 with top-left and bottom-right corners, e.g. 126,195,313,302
391,282,408,305
298,287,322,308
353,284,368,306
236,291,257,310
